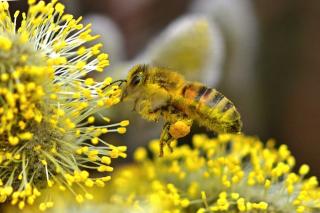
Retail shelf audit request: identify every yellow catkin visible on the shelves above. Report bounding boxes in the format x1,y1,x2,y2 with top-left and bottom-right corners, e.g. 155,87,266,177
103,134,320,212
0,0,128,210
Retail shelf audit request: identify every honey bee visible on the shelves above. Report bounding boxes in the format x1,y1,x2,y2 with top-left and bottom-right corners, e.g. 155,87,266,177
121,64,242,156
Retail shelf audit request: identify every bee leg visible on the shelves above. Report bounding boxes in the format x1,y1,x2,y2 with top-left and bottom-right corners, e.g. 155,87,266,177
147,104,167,122
159,122,173,157
165,119,192,154
159,141,164,157
166,138,174,153
132,98,139,111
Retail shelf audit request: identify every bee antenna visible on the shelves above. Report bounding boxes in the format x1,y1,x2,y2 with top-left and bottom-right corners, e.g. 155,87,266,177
101,79,127,90
110,79,127,86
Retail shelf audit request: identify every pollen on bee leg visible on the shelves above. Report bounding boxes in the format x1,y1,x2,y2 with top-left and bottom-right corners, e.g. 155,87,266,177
169,120,191,139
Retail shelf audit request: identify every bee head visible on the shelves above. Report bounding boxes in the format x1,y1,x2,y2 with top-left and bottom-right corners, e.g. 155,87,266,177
121,64,149,101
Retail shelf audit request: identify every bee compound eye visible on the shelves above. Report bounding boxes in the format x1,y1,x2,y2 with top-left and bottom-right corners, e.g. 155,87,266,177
131,75,141,86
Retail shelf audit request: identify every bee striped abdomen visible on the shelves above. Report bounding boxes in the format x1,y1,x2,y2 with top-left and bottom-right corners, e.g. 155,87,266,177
181,83,242,133
195,86,211,101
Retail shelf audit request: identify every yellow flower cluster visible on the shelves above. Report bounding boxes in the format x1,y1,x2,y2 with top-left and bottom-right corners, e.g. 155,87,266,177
0,0,128,210
107,134,320,213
